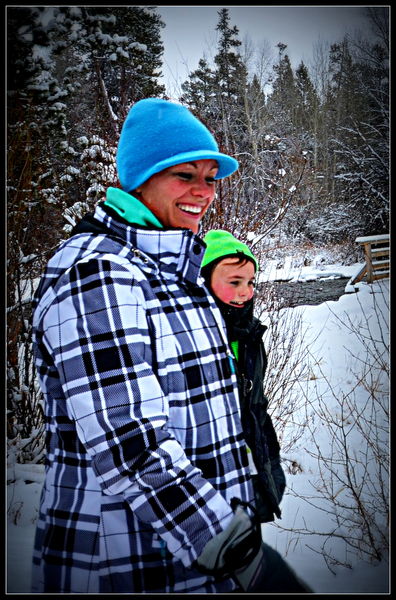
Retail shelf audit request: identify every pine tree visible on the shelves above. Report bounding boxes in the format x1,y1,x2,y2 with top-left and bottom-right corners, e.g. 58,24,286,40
294,62,320,135
266,44,298,135
180,9,249,234
318,38,375,235
6,5,166,453
214,8,246,98
180,58,216,116
180,13,310,243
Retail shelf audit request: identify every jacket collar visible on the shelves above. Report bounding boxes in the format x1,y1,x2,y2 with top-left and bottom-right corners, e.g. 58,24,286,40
215,297,267,342
104,187,163,229
93,201,206,285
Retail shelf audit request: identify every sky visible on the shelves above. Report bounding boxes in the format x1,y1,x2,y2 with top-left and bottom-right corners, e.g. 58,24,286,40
156,5,382,92
7,260,389,593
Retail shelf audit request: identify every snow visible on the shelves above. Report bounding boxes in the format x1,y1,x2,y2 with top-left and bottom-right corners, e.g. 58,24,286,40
258,259,362,284
260,274,389,593
6,262,389,594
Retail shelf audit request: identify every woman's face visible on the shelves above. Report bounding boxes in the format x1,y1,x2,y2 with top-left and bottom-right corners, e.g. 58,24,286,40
136,159,218,233
210,257,256,307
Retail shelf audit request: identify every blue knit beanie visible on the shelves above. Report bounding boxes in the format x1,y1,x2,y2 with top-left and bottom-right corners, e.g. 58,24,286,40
116,98,239,192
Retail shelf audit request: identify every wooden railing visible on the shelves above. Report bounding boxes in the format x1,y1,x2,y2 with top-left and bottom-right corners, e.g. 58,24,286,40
350,234,390,284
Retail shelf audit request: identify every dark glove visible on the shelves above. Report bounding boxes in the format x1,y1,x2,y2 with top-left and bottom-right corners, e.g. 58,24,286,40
270,457,286,502
195,498,313,593
195,499,265,591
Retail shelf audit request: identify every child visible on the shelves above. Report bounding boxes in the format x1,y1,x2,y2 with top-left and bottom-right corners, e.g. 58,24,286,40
201,229,286,523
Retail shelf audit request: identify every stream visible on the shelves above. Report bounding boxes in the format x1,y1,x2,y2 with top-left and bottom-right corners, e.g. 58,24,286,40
258,277,352,308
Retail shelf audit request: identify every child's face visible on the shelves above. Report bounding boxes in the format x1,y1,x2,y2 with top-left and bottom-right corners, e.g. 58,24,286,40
210,257,256,307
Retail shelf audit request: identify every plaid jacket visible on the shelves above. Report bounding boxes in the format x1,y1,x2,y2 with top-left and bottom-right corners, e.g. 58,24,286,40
31,203,254,593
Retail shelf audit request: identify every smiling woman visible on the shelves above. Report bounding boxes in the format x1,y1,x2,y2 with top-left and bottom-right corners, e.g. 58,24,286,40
30,98,260,595
108,98,238,234
116,98,238,193
135,159,218,233
31,97,312,594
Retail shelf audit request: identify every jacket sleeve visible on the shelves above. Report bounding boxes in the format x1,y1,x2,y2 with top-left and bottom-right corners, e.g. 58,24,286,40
262,406,281,459
263,410,286,501
41,256,234,567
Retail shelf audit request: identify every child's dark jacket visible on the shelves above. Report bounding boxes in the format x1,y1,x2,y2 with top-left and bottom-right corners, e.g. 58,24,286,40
219,302,286,523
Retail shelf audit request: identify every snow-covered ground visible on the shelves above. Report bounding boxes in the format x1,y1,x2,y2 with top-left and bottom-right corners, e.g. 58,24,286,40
257,256,364,289
6,261,390,594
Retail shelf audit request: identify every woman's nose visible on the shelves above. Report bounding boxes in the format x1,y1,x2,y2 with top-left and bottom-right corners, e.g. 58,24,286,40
191,178,212,197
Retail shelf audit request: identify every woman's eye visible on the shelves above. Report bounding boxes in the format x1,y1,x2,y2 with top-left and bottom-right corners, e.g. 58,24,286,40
175,172,193,180
174,172,216,184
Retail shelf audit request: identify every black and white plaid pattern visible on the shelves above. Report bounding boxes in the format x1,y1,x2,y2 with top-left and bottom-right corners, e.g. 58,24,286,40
31,204,253,593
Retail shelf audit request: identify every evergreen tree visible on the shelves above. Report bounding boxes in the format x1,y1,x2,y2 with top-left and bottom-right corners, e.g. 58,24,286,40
288,23,389,243
180,58,216,116
180,14,310,243
181,9,248,147
294,61,320,134
211,8,249,151
324,39,366,147
214,8,246,99
8,6,165,220
180,9,251,234
242,74,267,161
266,44,298,135
6,5,165,447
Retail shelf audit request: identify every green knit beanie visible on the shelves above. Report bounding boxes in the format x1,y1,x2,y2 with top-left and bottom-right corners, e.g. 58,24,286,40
202,230,258,271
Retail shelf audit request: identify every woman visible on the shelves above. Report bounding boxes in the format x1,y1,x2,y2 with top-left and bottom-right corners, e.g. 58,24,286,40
31,98,310,594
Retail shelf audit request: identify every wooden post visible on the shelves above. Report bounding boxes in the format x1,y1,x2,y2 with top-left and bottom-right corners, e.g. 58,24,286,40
363,242,374,283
